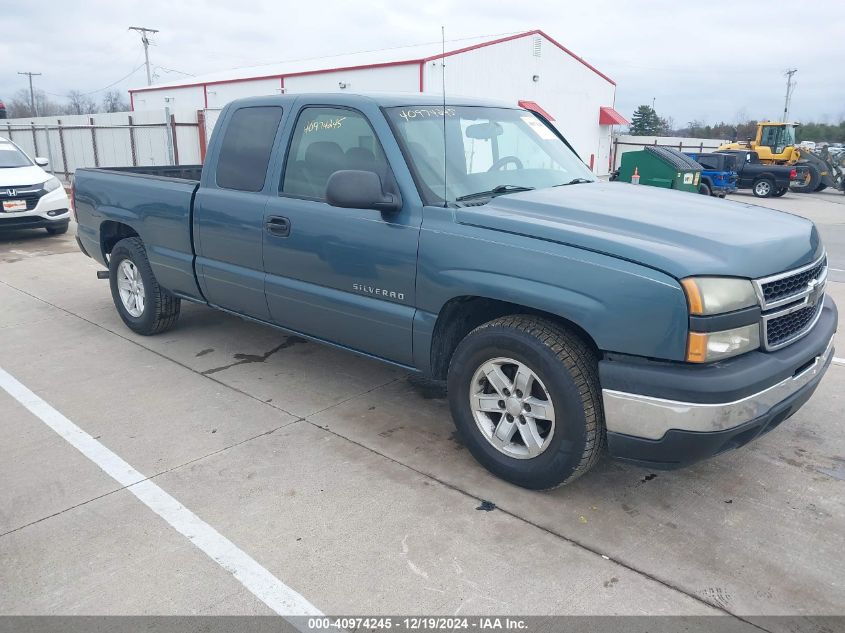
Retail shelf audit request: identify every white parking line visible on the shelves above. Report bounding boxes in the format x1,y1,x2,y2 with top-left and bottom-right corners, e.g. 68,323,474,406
834,357,845,366
0,366,322,622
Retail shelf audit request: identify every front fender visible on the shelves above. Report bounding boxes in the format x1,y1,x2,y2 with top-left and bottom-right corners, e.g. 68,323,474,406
414,217,690,370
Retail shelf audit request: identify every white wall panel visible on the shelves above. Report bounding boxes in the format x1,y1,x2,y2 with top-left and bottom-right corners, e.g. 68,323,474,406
207,78,283,108
423,34,618,174
131,85,205,111
282,64,418,94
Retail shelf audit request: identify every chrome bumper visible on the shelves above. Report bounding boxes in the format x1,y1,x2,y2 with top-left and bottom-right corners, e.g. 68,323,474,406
602,336,834,441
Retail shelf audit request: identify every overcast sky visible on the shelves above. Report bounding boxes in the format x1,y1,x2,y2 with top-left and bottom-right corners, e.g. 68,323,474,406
3,0,844,125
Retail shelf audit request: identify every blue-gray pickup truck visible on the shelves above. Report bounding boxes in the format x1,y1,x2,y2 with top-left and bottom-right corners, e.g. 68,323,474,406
73,93,837,489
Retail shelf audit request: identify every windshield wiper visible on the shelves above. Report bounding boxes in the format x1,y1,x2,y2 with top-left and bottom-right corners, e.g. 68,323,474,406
456,184,535,202
555,178,594,186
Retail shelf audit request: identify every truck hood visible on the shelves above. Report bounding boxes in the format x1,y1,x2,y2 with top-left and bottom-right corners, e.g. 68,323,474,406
455,182,822,279
0,165,50,187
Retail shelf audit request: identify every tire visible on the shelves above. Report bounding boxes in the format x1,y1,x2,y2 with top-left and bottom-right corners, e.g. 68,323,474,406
752,178,774,198
773,187,788,197
790,165,819,193
698,183,712,196
447,315,603,490
108,237,180,335
46,223,68,235
815,183,827,192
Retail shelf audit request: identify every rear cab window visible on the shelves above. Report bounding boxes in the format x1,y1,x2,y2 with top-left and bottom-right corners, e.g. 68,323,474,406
281,106,394,200
215,106,284,192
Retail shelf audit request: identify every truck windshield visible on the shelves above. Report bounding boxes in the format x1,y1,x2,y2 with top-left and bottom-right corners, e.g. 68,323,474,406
385,106,595,205
0,141,32,168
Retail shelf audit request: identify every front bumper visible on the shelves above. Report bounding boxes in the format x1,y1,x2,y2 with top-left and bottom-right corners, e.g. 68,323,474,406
0,186,70,231
601,296,837,468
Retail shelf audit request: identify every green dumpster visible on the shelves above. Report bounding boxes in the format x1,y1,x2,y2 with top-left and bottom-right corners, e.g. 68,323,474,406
617,146,702,193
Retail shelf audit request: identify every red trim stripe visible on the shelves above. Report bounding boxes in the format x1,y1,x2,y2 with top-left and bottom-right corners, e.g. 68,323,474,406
421,29,615,86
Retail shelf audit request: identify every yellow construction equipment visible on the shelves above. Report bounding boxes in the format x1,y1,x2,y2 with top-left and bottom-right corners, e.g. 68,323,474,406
718,121,841,193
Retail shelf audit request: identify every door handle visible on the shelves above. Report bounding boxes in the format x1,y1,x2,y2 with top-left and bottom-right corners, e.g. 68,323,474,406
265,216,290,237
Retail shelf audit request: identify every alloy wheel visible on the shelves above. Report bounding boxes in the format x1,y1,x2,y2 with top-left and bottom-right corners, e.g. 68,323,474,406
117,260,145,317
469,357,556,459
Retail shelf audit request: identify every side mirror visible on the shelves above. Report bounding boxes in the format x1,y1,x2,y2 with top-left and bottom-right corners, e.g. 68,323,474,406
34,157,49,167
326,170,401,213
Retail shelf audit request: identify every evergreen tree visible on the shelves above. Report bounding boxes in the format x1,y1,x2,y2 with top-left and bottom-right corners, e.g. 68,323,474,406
629,105,661,136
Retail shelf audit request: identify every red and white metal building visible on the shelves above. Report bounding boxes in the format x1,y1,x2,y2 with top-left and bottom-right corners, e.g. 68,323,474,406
129,30,626,175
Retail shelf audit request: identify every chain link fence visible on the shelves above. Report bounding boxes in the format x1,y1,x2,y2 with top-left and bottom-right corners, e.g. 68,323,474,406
1,108,221,182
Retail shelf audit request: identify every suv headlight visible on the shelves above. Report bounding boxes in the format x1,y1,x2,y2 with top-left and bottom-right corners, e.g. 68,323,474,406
43,177,62,192
681,277,760,363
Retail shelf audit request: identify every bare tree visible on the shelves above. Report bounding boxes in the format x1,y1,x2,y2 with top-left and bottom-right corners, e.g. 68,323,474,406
102,90,129,113
65,90,97,115
6,88,63,118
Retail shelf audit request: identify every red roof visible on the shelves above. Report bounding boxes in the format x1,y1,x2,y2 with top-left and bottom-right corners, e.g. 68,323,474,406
599,106,628,126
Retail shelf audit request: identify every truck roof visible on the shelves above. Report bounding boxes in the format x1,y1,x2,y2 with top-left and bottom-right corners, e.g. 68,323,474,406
225,92,518,110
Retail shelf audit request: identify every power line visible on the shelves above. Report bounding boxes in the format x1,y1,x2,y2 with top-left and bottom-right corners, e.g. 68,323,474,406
129,26,159,86
42,63,147,98
18,71,42,117
153,66,195,77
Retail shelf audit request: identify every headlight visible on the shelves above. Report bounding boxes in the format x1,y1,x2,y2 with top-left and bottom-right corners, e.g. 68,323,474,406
43,177,62,192
681,277,758,315
687,324,760,363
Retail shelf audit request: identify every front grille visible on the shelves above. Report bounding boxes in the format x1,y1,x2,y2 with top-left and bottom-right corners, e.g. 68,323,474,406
0,185,45,211
755,252,828,351
765,301,823,348
761,256,827,304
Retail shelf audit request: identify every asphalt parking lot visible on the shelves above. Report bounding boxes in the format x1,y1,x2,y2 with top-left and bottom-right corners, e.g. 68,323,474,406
0,189,843,628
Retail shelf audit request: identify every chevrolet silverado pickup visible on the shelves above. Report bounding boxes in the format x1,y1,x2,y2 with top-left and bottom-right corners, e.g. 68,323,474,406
73,94,837,489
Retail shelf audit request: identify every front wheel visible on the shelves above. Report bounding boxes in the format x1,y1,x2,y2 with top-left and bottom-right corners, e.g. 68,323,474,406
753,178,774,198
109,237,181,335
447,316,604,489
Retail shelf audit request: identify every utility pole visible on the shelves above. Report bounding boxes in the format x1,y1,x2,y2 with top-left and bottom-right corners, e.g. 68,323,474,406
17,71,42,117
129,26,159,86
782,68,798,122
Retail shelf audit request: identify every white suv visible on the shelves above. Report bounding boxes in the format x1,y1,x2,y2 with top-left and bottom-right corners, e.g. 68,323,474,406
0,137,70,235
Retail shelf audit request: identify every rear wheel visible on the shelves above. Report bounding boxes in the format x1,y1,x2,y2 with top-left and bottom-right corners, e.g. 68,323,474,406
815,183,827,192
109,237,181,335
753,178,774,198
698,183,712,196
447,315,604,490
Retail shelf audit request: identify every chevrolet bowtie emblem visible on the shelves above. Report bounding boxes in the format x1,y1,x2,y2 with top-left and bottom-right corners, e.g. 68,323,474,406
807,279,823,307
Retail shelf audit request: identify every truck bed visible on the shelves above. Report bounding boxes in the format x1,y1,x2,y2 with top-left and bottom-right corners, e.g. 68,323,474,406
73,166,203,301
